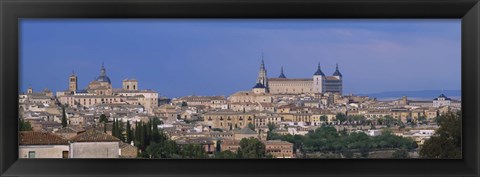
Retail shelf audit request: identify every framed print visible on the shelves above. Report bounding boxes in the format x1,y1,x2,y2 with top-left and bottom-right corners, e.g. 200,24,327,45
1,0,479,176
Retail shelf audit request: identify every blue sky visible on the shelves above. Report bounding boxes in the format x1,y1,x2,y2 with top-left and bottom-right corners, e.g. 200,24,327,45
20,19,461,98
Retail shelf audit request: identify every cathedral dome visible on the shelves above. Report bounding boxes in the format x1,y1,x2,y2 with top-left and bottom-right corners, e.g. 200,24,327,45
96,75,111,84
95,64,111,84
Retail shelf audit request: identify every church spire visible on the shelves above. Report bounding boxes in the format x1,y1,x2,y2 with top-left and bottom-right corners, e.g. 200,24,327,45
260,53,265,70
333,63,342,77
278,66,287,78
256,53,269,92
100,63,106,76
313,62,325,76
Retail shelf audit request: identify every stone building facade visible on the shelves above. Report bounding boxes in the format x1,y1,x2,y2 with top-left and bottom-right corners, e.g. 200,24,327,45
264,140,294,158
57,64,159,115
19,131,70,158
252,59,343,95
203,111,255,130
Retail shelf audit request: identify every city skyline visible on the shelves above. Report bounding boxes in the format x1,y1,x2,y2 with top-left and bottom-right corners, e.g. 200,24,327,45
20,19,461,98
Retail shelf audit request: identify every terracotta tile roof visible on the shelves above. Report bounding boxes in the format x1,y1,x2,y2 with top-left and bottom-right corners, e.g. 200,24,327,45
19,131,68,145
235,127,257,134
222,139,240,145
70,129,120,142
56,126,85,134
55,127,78,133
265,140,293,145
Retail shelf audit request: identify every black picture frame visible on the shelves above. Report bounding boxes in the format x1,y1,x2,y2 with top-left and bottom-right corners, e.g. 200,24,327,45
1,0,479,176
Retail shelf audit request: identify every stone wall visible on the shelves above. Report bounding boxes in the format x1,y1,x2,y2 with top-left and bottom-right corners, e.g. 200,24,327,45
70,142,119,158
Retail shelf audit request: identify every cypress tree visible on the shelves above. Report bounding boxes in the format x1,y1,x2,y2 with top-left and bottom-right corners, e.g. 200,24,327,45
126,121,132,143
143,121,149,148
116,119,121,140
145,119,151,146
139,122,146,150
112,119,117,137
118,120,125,142
61,105,67,127
134,121,140,147
152,118,160,143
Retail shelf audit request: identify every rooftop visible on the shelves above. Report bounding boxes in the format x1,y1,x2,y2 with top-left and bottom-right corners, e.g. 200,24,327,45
20,131,68,145
70,129,120,142
235,127,257,134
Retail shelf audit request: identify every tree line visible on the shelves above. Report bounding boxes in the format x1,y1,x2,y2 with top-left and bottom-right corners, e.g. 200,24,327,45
419,111,461,158
268,125,418,158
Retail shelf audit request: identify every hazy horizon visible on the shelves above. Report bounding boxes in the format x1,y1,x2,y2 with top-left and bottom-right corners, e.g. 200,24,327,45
20,19,461,98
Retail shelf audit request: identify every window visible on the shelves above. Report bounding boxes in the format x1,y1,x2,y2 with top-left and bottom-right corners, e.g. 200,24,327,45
28,151,35,158
62,151,69,158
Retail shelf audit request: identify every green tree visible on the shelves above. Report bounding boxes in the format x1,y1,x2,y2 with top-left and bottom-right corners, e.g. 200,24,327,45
262,124,417,158
392,148,409,159
19,119,33,131
151,118,161,143
215,150,237,158
377,117,385,125
126,121,133,143
384,116,395,127
117,120,125,142
180,144,207,158
112,119,117,138
420,111,461,158
417,116,427,125
336,113,347,123
61,105,67,127
320,115,328,122
141,122,147,149
247,123,255,130
146,141,180,158
267,122,276,132
99,114,108,123
266,122,277,140
134,121,141,147
237,137,266,158
434,116,443,124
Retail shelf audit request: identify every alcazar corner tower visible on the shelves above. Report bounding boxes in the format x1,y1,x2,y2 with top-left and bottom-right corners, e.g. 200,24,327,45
252,59,343,95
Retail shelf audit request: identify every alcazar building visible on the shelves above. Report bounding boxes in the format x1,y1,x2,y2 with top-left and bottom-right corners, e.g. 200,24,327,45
253,59,343,95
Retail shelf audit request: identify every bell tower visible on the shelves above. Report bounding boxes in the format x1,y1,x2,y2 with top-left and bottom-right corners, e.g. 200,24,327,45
69,70,78,92
256,53,269,93
313,63,325,93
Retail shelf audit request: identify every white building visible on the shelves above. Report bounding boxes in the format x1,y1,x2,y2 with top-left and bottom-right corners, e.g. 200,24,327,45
433,94,452,108
19,131,70,158
69,130,120,158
